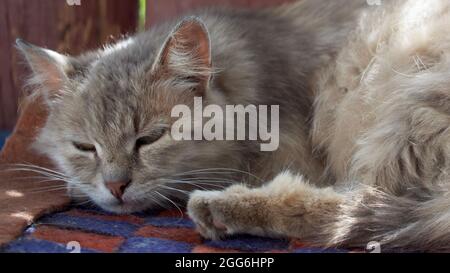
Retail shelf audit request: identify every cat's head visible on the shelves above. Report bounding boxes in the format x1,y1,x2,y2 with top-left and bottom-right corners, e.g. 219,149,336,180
17,18,246,213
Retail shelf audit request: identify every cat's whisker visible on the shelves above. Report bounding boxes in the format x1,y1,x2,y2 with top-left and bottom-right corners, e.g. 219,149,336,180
8,163,68,177
5,176,63,182
31,179,65,183
178,181,230,189
190,183,228,189
173,181,234,187
26,188,69,194
27,184,69,190
154,190,184,218
165,174,239,184
72,192,88,197
157,184,191,195
178,177,236,183
2,182,71,194
68,189,91,198
18,182,90,195
73,199,94,207
166,177,234,186
164,180,209,191
186,167,260,177
169,170,237,177
0,168,68,180
136,186,183,213
30,185,67,190
169,168,263,182
147,192,171,211
2,166,68,181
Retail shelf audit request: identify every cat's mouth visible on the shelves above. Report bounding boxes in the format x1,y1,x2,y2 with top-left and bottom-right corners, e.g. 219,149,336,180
94,188,167,214
95,198,147,214
73,188,140,214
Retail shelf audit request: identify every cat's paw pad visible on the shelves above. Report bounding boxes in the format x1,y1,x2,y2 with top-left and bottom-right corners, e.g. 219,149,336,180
187,190,230,240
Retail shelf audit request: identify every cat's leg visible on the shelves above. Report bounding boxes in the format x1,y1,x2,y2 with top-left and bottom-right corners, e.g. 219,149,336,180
187,171,343,240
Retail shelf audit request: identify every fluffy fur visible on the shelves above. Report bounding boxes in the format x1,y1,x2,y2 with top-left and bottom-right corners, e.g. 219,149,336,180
189,0,450,252
15,0,449,252
16,0,364,213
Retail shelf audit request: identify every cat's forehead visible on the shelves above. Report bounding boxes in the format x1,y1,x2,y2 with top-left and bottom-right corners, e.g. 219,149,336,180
55,68,137,139
59,34,188,138
63,71,166,139
73,91,137,141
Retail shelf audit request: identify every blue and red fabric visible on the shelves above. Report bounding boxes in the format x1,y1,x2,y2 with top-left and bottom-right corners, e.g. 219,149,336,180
1,204,354,253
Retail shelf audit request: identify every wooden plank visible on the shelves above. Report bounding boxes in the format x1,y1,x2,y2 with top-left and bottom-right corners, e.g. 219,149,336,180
0,0,138,130
146,0,294,27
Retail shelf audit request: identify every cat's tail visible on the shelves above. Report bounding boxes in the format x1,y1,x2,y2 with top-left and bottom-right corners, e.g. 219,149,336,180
321,183,450,252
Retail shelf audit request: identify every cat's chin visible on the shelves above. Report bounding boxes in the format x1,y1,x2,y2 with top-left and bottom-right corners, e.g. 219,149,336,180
95,200,152,214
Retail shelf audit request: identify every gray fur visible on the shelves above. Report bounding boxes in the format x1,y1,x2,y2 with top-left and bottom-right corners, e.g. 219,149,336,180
186,0,450,253
17,1,364,213
17,0,450,253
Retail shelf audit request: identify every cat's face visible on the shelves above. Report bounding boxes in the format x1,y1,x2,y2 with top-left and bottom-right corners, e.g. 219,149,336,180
18,18,245,213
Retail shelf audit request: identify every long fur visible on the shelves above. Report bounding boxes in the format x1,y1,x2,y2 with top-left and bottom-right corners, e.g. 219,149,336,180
187,0,449,252
16,0,449,251
310,0,450,251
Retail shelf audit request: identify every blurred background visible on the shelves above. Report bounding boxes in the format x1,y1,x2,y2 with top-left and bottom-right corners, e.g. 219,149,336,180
0,0,293,148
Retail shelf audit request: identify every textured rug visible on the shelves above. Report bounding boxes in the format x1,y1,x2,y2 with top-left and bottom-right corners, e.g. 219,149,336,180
0,97,70,247
1,205,350,253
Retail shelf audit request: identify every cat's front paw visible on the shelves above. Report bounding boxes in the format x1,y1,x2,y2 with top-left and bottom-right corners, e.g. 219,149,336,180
187,184,268,240
187,190,229,240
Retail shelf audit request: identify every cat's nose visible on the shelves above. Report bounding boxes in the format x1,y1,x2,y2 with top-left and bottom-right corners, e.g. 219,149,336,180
105,180,131,201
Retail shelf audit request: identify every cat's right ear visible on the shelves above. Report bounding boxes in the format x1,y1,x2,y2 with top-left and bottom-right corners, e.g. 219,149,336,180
151,17,212,95
16,39,70,101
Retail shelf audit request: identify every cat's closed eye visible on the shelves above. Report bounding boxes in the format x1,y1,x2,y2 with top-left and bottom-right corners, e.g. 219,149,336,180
135,128,166,151
73,142,96,153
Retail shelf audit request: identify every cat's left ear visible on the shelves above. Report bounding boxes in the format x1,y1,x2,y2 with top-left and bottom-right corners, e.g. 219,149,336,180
152,17,212,94
16,39,70,99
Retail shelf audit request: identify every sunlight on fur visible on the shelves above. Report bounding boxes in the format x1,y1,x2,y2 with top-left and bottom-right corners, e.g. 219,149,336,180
11,0,449,252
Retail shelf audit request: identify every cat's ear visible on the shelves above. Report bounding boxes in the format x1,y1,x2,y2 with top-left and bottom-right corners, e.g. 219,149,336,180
152,17,212,94
16,39,70,99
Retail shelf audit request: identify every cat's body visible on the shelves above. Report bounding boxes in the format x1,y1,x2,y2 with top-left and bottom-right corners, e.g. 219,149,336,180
16,0,449,252
189,0,450,251
18,0,364,212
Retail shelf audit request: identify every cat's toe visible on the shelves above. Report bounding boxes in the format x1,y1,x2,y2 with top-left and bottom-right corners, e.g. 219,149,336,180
187,190,228,240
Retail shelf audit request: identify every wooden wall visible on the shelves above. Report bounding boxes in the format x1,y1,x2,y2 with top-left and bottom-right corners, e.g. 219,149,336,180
0,0,293,131
146,0,293,27
0,0,138,130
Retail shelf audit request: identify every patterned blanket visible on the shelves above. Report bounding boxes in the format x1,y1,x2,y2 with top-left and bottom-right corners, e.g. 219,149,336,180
1,205,349,253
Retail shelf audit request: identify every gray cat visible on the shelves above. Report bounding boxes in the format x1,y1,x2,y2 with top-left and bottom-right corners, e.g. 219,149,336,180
16,0,450,252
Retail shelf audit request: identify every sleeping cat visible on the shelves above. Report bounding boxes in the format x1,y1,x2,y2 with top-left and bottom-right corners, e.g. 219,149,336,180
16,0,364,213
15,0,449,252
